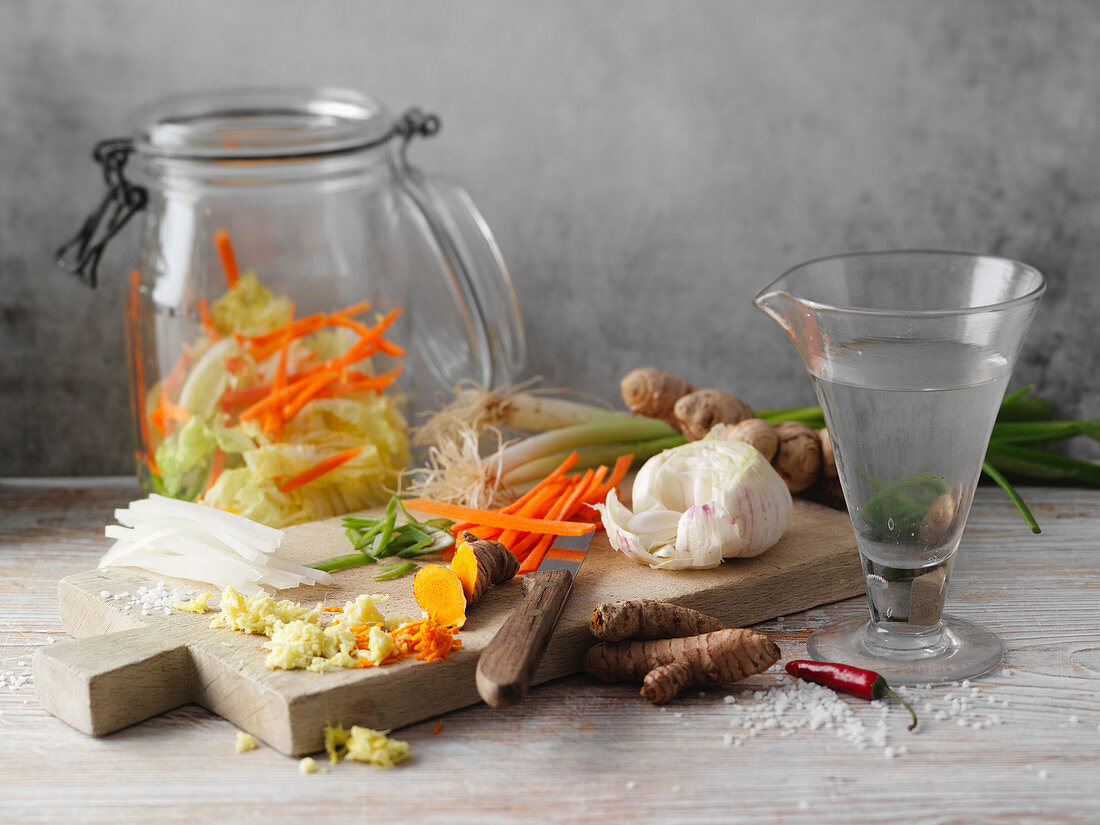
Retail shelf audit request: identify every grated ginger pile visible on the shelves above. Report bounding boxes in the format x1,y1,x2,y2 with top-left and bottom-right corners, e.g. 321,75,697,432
324,724,410,768
208,586,460,672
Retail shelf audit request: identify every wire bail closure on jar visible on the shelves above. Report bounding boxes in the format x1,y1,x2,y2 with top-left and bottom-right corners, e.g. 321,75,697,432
55,106,443,288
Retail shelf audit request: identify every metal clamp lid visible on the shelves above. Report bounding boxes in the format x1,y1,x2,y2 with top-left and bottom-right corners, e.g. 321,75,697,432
55,106,442,289
55,139,148,288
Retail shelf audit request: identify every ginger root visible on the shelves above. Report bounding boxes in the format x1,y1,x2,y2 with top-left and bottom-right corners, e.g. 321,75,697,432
818,427,838,480
450,532,518,605
771,421,822,493
412,564,467,629
673,389,754,441
708,417,779,461
620,367,695,425
589,600,723,642
584,628,781,703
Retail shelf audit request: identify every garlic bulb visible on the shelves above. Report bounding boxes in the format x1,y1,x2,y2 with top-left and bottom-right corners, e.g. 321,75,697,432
595,440,793,570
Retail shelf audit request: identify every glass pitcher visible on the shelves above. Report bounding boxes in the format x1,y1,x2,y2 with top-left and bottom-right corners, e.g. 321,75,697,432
756,251,1044,682
57,88,525,528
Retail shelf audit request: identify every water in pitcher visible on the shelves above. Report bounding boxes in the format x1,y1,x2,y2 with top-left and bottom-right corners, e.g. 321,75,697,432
810,339,1010,627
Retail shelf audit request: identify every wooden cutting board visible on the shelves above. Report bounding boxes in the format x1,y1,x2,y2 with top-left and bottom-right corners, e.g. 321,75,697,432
33,499,862,756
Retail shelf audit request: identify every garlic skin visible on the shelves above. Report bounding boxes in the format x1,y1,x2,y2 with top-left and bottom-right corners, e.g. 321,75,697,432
596,440,793,570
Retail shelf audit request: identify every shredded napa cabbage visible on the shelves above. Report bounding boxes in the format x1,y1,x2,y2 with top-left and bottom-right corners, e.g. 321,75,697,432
210,271,294,337
146,270,408,528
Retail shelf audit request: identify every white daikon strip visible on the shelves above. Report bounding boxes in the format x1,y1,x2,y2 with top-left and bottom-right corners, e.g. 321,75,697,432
100,496,325,594
261,554,333,586
127,495,282,545
101,545,268,589
105,520,270,564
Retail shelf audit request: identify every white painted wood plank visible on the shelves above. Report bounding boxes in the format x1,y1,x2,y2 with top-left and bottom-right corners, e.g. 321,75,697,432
2,480,1099,824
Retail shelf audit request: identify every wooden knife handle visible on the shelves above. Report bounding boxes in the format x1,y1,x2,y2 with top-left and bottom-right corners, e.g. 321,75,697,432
476,568,573,708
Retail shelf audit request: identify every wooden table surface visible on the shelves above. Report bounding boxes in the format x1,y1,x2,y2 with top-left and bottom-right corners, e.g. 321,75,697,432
2,478,1098,825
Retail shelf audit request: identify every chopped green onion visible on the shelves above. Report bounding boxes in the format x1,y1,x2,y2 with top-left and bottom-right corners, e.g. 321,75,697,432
372,561,417,580
310,495,455,573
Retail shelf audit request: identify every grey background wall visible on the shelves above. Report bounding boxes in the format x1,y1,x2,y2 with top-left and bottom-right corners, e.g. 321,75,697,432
2,0,1098,476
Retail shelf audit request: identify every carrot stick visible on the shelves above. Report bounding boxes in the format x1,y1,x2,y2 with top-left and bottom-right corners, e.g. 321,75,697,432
197,298,219,342
588,453,634,501
498,475,581,550
517,534,555,574
517,471,594,573
214,229,240,288
277,446,364,494
499,452,580,514
401,499,596,536
509,531,543,561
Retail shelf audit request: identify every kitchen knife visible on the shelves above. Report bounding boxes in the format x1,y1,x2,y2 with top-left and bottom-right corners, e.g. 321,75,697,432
475,530,594,707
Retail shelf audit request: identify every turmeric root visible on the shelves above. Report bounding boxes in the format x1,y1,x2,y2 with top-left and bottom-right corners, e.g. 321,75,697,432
771,421,822,493
589,600,723,642
673,389,754,441
620,368,695,425
583,628,781,703
450,532,519,605
412,564,467,629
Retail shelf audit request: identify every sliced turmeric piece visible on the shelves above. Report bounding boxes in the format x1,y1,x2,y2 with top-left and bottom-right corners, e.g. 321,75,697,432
583,628,780,704
589,600,724,642
450,532,519,605
412,564,467,629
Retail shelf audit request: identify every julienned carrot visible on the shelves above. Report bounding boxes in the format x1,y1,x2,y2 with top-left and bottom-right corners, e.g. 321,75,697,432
402,499,596,536
278,370,339,425
128,270,156,476
214,229,240,288
239,371,327,421
197,298,219,342
241,300,372,350
277,446,364,494
266,334,292,435
315,366,403,399
163,350,192,398
204,448,225,494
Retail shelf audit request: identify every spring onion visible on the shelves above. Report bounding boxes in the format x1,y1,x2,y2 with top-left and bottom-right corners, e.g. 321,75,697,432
308,495,455,573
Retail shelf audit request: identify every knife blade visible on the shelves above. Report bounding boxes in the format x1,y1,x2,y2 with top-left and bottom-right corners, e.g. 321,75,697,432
475,530,594,708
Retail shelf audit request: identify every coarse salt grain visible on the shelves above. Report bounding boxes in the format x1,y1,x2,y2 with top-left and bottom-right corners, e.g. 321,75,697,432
625,781,636,790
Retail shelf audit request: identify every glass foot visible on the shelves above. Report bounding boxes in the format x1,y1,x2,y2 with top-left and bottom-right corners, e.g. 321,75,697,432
806,613,1004,685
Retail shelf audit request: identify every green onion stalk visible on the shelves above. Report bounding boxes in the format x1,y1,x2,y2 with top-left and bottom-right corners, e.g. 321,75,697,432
406,383,1098,531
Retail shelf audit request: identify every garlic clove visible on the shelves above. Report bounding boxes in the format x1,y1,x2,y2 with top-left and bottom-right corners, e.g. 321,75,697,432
675,502,738,568
626,508,680,549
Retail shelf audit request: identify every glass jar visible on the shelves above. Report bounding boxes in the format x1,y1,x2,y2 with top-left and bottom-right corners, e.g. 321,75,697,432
58,88,525,527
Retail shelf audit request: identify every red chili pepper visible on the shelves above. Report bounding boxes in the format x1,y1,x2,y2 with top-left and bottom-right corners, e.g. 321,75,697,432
785,659,919,730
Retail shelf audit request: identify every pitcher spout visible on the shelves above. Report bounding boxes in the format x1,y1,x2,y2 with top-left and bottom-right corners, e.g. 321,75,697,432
753,287,825,371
